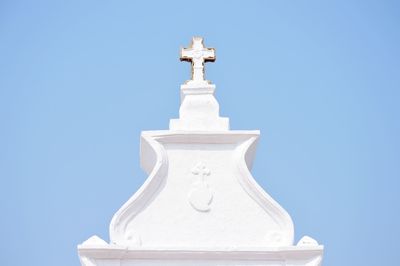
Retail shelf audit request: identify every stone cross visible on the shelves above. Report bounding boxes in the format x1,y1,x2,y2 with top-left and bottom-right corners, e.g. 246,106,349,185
180,37,215,83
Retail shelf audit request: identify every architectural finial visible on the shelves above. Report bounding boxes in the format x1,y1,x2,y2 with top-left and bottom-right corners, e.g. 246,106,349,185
170,37,228,131
180,36,215,84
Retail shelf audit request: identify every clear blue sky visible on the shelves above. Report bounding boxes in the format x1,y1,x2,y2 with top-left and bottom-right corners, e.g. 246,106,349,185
1,0,399,265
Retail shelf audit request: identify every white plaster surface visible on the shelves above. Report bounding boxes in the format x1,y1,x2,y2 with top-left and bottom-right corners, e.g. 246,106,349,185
78,37,324,266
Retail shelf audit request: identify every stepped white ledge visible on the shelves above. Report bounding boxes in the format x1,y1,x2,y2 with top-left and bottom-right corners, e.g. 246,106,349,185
78,240,323,266
169,83,229,131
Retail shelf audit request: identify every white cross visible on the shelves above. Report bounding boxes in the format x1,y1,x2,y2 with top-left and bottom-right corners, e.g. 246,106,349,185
180,37,215,83
191,162,211,181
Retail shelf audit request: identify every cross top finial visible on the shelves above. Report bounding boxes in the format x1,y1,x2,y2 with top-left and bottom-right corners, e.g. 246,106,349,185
180,37,215,85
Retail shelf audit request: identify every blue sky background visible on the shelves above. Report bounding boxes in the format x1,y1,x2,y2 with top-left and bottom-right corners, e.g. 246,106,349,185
1,1,399,265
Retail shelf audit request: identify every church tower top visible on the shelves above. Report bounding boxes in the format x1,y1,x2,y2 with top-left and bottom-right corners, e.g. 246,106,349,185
78,36,324,266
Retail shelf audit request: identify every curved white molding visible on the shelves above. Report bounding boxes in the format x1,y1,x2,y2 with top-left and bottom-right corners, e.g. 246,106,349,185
234,136,294,246
109,131,295,248
109,133,168,246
